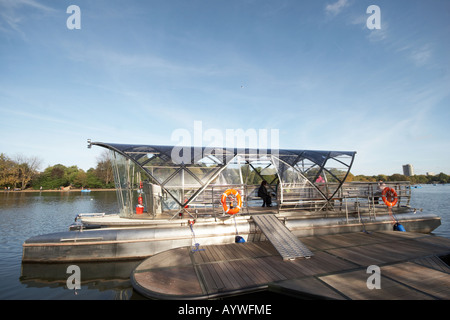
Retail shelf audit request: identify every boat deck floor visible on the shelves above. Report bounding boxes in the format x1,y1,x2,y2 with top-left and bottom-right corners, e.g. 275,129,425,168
131,231,450,300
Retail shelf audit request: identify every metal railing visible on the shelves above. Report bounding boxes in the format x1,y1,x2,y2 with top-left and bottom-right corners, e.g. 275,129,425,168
117,179,412,219
163,181,412,219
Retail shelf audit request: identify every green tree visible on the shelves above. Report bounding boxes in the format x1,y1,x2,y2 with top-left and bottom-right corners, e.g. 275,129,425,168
353,175,372,182
436,172,449,184
344,172,354,182
33,164,70,189
95,151,114,187
72,170,88,188
0,153,16,188
15,155,42,190
374,174,388,182
86,168,104,188
0,153,42,189
388,174,407,182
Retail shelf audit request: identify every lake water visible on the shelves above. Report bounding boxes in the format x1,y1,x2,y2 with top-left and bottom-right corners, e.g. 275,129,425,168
0,185,449,300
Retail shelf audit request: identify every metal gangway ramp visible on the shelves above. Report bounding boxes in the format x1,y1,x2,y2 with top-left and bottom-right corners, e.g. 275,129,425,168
252,214,313,260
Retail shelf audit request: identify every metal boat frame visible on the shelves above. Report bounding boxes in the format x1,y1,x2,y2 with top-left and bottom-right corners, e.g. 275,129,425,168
88,140,360,219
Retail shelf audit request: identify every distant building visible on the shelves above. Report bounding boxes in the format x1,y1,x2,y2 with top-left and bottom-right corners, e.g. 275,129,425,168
426,172,435,176
403,164,414,176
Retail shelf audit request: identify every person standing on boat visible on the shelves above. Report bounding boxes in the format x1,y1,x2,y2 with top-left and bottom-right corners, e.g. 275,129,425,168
374,180,386,204
258,181,272,207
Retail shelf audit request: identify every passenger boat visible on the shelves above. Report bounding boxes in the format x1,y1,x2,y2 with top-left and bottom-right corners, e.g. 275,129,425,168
22,141,441,263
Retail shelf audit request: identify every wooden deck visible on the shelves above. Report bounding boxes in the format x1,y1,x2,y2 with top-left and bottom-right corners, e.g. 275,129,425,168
131,231,450,300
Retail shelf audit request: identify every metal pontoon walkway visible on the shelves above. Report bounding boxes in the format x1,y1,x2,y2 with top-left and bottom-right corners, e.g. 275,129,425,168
252,214,313,260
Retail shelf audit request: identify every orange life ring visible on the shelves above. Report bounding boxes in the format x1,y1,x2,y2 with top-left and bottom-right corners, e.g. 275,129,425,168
382,187,398,207
221,189,242,215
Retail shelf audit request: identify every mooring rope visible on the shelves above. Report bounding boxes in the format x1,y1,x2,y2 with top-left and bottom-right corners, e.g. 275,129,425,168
188,220,204,252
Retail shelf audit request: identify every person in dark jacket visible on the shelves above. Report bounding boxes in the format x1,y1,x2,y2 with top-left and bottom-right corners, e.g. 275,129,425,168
258,181,272,207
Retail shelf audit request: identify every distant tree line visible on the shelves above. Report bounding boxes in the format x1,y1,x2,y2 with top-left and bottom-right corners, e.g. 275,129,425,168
0,151,114,190
345,172,450,184
2,150,449,191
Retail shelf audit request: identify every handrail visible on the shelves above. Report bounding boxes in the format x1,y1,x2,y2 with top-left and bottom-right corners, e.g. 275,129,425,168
170,181,412,217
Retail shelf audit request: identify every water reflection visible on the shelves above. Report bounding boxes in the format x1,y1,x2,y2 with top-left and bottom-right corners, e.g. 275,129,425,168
20,260,144,300
0,191,124,299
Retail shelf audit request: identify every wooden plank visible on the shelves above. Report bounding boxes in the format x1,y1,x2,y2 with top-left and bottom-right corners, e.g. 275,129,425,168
291,251,359,276
269,277,348,300
300,229,394,251
414,256,450,273
199,263,225,293
239,242,269,258
263,256,304,279
201,244,216,263
382,262,450,300
393,240,438,259
227,260,257,288
191,248,207,264
417,234,450,247
233,242,257,258
208,245,224,262
222,260,250,289
239,257,275,284
212,262,235,290
133,265,203,297
134,247,191,272
411,236,450,254
230,242,252,259
219,242,242,260
257,241,280,255
360,243,410,262
216,261,238,290
255,257,289,281
327,246,385,266
319,268,434,300
229,260,263,287
192,241,283,294
320,233,363,247
219,260,253,290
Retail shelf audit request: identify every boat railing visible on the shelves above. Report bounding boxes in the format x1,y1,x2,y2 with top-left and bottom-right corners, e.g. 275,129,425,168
178,181,412,219
338,181,411,221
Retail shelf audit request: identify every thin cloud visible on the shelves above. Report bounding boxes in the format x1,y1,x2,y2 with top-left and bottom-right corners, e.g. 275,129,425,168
409,44,432,66
325,0,350,16
367,22,389,42
0,0,56,34
0,0,55,12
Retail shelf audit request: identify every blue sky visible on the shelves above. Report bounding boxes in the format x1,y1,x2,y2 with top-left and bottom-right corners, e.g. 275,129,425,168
1,0,449,175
